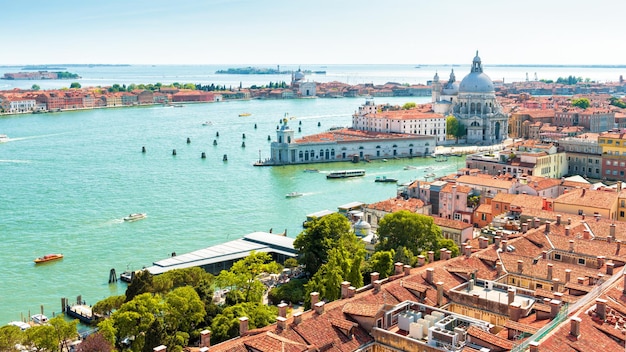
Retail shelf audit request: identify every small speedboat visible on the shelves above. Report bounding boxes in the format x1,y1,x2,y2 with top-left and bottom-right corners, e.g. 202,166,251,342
285,192,303,198
34,253,63,264
239,112,251,117
403,165,418,170
202,121,212,126
303,168,319,173
0,134,9,143
123,213,147,222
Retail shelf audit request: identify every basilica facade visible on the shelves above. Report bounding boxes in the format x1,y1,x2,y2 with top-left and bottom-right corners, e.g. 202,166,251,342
432,52,508,145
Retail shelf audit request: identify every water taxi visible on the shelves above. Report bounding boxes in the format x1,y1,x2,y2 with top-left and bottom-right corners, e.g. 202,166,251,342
285,192,303,198
34,253,63,264
375,176,398,183
123,213,147,222
238,112,252,117
31,314,48,325
326,169,365,179
0,134,9,143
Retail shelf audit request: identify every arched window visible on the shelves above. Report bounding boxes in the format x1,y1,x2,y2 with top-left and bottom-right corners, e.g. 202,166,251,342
331,149,335,157
310,150,315,158
288,136,291,143
299,151,303,159
320,149,324,159
279,136,282,143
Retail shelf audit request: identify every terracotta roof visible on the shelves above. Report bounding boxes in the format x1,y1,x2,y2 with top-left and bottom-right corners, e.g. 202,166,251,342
554,188,617,210
466,325,514,350
432,216,473,230
366,197,425,213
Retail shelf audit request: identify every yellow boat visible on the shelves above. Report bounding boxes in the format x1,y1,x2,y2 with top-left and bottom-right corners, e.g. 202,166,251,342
238,112,251,117
34,253,63,264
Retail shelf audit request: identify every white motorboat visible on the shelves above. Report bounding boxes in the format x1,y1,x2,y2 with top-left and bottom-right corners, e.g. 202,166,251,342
285,192,303,198
0,134,9,143
123,213,147,222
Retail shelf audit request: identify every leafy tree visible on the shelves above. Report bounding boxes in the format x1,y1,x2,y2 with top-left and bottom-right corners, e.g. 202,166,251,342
125,269,154,302
164,286,206,339
0,325,25,352
284,257,298,269
368,250,395,279
294,213,352,276
217,251,280,304
76,332,114,352
96,318,117,346
183,83,196,90
376,210,442,257
93,294,125,316
268,278,306,305
25,315,78,352
69,82,81,89
394,246,417,267
571,97,590,109
437,238,460,259
210,302,277,344
402,102,416,110
111,293,165,352
446,115,465,142
31,84,40,91
610,97,626,108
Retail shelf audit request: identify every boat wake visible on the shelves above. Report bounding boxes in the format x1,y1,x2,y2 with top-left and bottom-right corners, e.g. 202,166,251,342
8,132,72,142
0,159,31,164
295,114,349,120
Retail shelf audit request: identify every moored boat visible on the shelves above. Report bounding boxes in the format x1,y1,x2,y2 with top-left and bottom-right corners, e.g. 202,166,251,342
123,213,147,222
326,169,365,179
31,314,48,325
202,121,212,126
34,253,63,264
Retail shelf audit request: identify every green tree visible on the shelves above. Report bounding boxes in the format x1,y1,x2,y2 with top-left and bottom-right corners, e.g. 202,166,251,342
446,115,465,142
437,238,460,259
376,210,442,257
294,213,352,276
571,97,590,109
210,302,277,344
402,102,416,110
164,286,206,340
394,246,417,267
368,250,395,279
268,278,306,305
111,293,165,352
69,82,81,89
217,251,280,304
125,269,154,302
93,294,125,316
31,84,40,91
0,325,25,352
25,315,78,352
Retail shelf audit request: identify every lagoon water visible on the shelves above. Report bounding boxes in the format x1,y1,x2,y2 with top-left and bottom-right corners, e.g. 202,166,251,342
1,63,624,324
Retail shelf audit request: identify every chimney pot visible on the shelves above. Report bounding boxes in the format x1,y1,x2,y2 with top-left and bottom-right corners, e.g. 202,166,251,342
436,282,444,306
404,264,411,276
570,317,581,338
293,311,303,325
465,245,472,258
426,268,434,283
314,301,325,315
153,346,166,352
374,279,382,293
278,303,288,318
394,262,403,275
370,272,379,283
547,263,553,281
310,292,319,306
428,251,435,263
239,317,249,337
517,260,524,273
341,281,351,299
277,316,287,330
556,214,562,225
417,255,425,267
200,330,211,348
565,269,572,283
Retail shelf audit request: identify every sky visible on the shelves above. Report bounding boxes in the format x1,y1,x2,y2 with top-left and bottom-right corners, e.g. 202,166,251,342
1,0,625,66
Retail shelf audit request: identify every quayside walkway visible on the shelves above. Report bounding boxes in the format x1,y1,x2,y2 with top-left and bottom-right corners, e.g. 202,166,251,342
145,232,296,276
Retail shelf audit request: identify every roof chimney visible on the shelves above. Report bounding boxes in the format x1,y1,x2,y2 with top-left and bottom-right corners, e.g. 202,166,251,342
567,217,572,225
583,229,590,240
404,264,411,276
521,222,528,233
544,221,551,234
428,251,435,263
556,214,561,226
479,236,488,249
436,282,444,306
278,303,288,318
570,317,581,339
426,268,434,283
597,256,605,267
239,317,249,337
494,235,501,247
610,223,616,239
341,281,351,299
314,301,325,315
565,227,570,236
496,261,503,277
529,341,540,352
508,287,516,305
501,240,508,253
596,299,607,321
465,245,472,258
417,255,425,267
547,263,553,281
370,272,380,283
200,329,211,348
565,269,571,283
373,279,382,293
517,260,524,273
394,262,403,275
293,311,302,325
277,316,287,330
310,292,319,307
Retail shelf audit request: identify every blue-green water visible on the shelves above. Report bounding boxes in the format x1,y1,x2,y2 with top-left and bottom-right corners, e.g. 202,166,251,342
0,96,471,323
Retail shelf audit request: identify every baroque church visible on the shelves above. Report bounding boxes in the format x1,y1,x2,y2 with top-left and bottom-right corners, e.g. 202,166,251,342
432,52,508,145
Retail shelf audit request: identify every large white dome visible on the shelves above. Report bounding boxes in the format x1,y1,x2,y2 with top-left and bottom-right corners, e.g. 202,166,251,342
459,51,494,93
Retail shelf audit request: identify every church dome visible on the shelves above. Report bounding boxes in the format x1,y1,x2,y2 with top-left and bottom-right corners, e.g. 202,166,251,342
459,51,494,93
294,70,305,81
442,69,459,95
354,218,371,237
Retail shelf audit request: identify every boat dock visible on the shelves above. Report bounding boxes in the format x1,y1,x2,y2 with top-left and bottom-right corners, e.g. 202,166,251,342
145,232,296,276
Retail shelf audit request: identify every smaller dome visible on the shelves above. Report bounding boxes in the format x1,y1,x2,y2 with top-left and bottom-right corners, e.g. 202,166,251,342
294,70,305,80
442,81,459,95
354,218,371,237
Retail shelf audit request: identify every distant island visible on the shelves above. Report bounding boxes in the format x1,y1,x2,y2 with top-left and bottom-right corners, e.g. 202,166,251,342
2,71,81,80
216,66,326,75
